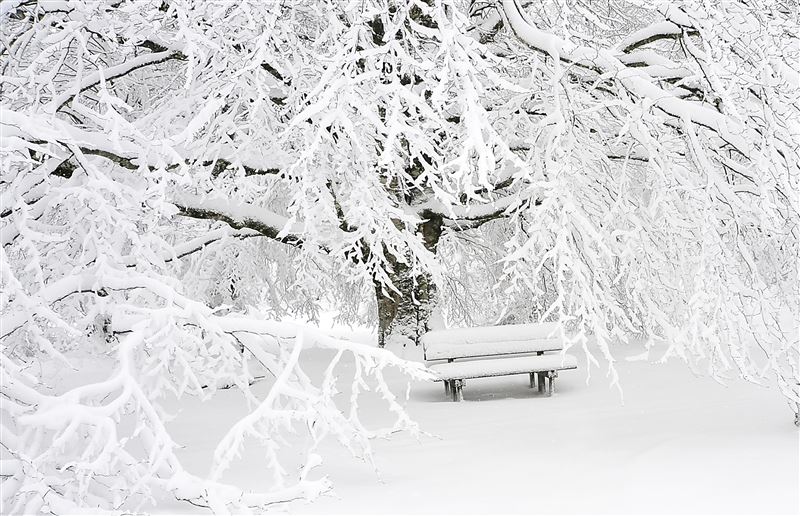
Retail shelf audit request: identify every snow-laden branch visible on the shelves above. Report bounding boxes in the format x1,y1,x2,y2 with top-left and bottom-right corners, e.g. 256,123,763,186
48,50,184,112
2,262,433,512
499,0,755,157
616,21,696,53
173,194,304,246
121,227,263,267
2,9,797,516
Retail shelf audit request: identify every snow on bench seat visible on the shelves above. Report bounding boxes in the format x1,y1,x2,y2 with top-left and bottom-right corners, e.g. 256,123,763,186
422,322,561,361
422,322,560,346
429,354,578,381
424,338,562,361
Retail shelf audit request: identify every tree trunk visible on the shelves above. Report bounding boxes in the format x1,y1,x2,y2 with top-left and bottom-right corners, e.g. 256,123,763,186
376,213,442,347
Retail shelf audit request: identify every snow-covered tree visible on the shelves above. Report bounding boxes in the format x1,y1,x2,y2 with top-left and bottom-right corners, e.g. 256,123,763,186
1,0,798,511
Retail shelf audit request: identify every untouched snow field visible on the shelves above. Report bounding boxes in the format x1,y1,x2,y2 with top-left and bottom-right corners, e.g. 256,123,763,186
158,321,799,515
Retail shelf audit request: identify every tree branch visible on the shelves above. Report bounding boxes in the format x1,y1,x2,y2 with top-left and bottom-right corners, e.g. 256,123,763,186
499,0,755,159
172,195,303,247
617,21,699,54
49,50,185,112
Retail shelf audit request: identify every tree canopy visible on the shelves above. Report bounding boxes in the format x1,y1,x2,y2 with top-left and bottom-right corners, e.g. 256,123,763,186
2,0,798,512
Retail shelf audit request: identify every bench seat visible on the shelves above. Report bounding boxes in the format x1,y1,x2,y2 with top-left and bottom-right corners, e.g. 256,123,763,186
421,322,560,361
422,322,559,345
423,338,562,361
429,353,577,381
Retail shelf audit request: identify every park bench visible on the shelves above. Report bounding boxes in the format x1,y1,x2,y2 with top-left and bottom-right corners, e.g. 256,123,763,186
421,322,577,402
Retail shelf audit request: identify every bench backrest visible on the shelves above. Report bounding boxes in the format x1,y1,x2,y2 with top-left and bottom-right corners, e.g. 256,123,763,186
421,322,563,361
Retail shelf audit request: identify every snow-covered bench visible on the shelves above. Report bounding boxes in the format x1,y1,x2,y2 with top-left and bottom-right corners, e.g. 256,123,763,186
421,322,577,402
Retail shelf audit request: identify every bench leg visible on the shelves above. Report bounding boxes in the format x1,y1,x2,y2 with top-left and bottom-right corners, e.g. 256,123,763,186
452,379,464,402
547,370,558,396
444,380,451,397
529,372,536,388
537,372,546,394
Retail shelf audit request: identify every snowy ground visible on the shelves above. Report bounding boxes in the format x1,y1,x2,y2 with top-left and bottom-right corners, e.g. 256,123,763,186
157,321,799,515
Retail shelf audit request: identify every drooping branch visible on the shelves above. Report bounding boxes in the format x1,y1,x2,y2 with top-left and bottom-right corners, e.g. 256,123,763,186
120,227,263,268
210,158,281,178
617,21,699,54
49,50,186,112
172,195,303,247
499,0,757,160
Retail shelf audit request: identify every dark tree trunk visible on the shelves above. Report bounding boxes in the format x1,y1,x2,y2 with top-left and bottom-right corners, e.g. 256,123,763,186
376,213,443,347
